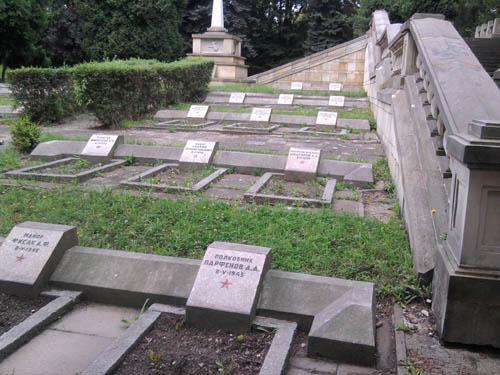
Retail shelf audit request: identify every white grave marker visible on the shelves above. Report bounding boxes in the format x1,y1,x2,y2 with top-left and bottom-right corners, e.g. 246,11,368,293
179,140,218,170
329,83,343,92
229,92,246,104
291,82,303,90
278,94,294,105
187,105,210,119
316,111,338,126
81,134,123,161
329,96,345,107
186,242,271,331
284,147,322,182
250,108,272,123
0,222,77,296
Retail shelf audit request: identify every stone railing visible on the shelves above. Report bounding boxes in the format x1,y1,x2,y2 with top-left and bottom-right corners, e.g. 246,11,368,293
370,12,500,349
475,18,500,38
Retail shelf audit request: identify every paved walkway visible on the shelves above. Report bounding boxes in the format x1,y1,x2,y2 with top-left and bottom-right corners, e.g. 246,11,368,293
0,303,138,375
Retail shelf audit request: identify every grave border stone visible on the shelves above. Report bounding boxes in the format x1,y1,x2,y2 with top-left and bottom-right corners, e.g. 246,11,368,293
186,242,272,332
244,172,336,207
223,122,281,134
120,163,228,193
5,158,126,183
155,120,216,130
0,222,78,297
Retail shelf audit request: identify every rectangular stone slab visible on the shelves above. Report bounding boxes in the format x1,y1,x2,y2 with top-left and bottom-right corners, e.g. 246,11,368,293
329,83,343,92
81,134,124,162
186,242,271,332
229,92,246,104
284,148,322,182
329,96,345,107
250,108,272,123
291,82,303,90
187,105,209,120
278,94,294,105
316,111,338,126
179,140,218,171
0,222,77,297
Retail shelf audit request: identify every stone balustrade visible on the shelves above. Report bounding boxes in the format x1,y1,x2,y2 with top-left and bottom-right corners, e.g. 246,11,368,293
475,18,500,38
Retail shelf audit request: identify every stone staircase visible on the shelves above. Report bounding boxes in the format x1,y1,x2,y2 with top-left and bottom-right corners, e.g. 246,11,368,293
464,38,500,77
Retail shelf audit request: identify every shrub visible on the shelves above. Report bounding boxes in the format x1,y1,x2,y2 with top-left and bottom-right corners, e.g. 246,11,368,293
8,67,77,124
10,117,42,153
73,58,214,127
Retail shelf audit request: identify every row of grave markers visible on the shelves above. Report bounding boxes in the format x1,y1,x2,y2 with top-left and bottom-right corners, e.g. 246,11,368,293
289,82,343,91
187,104,338,127
228,92,345,107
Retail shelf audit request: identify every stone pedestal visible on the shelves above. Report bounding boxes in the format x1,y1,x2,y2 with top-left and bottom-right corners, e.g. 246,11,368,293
189,31,252,86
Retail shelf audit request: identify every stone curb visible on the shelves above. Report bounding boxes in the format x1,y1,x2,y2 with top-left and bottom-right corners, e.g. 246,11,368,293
0,289,81,361
6,158,126,183
393,304,407,375
82,309,162,375
83,303,296,375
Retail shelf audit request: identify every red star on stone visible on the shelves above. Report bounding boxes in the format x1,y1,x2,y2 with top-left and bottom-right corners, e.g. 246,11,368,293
300,160,305,164
16,254,25,263
220,279,231,289
194,154,198,158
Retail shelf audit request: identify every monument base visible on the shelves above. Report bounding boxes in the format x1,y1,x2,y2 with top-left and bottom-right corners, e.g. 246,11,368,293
432,245,500,348
191,31,249,84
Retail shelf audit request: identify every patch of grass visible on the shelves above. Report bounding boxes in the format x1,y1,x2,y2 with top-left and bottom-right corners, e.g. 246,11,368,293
39,133,89,143
209,85,367,98
120,119,154,128
0,97,15,106
0,186,421,301
125,139,156,146
0,148,21,173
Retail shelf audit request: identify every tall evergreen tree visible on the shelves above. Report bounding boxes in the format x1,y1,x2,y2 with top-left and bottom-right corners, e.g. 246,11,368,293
76,0,187,62
0,0,50,81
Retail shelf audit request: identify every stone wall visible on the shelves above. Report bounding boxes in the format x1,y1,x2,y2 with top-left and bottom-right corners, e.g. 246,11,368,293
250,36,367,90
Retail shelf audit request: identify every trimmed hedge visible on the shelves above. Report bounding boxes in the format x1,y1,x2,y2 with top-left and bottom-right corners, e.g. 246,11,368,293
8,58,214,128
73,58,214,127
8,68,77,124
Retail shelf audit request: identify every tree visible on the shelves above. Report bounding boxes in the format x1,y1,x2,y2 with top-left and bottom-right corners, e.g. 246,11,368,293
304,0,356,54
75,0,187,62
45,0,85,67
0,0,50,81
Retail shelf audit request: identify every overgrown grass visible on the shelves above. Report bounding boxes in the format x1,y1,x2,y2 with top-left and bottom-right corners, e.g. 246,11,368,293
0,97,15,106
0,148,22,173
209,85,367,98
0,186,422,301
39,133,89,143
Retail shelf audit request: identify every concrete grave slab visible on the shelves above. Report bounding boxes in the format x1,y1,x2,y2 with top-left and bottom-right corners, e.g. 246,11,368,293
316,112,338,131
250,107,273,123
179,140,218,171
278,94,295,105
187,105,210,122
223,122,281,134
291,82,303,90
186,242,271,331
329,96,346,107
81,134,124,162
284,147,322,182
0,222,77,297
229,92,246,104
329,83,343,92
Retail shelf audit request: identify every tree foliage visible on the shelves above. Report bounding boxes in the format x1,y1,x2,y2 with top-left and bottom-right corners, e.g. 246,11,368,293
0,0,50,81
75,0,187,62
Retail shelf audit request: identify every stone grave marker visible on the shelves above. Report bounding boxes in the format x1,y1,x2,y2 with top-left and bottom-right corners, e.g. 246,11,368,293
187,105,210,123
186,242,271,331
250,107,272,123
329,95,345,107
229,92,246,104
0,222,78,297
284,147,322,182
316,111,338,130
81,134,124,162
291,82,303,90
329,83,343,92
179,140,219,171
278,94,294,105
